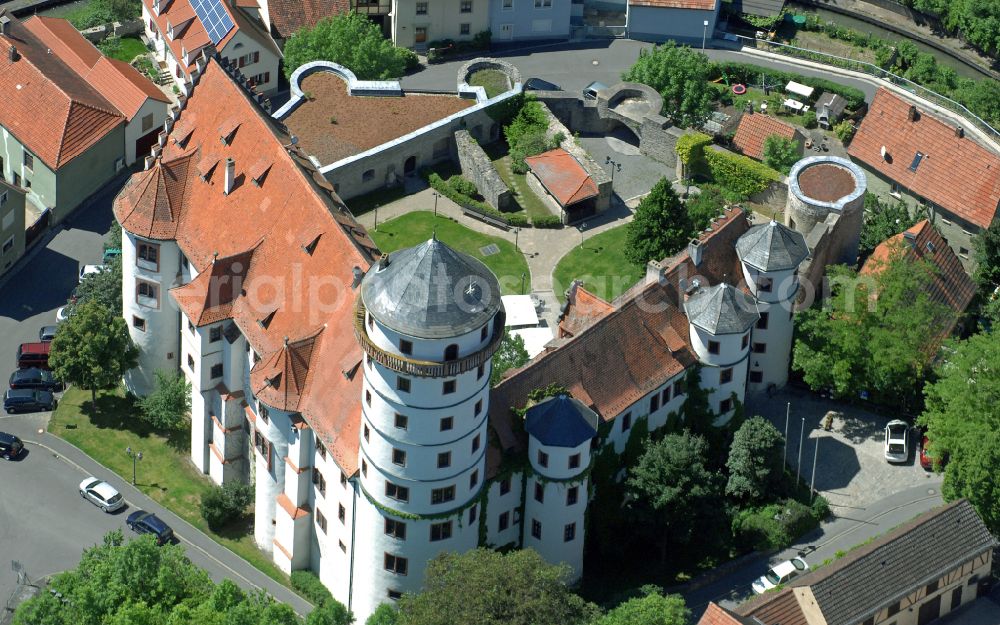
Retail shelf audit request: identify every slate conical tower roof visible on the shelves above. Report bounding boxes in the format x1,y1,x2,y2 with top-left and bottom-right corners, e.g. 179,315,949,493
360,237,502,339
736,219,809,273
684,283,760,335
525,394,599,448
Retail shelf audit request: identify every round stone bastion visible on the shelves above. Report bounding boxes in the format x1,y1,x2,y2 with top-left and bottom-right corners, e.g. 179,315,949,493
785,155,867,265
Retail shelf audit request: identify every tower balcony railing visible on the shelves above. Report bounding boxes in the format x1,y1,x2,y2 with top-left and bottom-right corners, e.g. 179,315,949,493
354,300,506,378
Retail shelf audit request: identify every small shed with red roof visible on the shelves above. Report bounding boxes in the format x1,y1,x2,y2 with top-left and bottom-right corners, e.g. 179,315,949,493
524,148,601,224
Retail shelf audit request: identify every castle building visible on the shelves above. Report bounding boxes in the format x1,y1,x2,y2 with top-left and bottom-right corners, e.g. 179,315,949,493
116,52,809,621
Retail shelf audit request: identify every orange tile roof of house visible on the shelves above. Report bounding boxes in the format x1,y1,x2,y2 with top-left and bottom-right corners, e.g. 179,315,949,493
0,16,124,169
629,0,717,9
558,283,615,338
733,112,798,161
860,220,975,343
267,0,349,39
697,603,751,625
25,17,169,121
848,88,1000,229
524,148,599,207
114,58,379,475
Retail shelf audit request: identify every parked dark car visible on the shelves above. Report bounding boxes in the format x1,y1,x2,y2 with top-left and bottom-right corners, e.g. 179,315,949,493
920,435,949,471
38,326,58,342
126,511,174,544
16,342,51,370
524,77,562,92
4,389,56,414
0,432,23,460
9,368,62,392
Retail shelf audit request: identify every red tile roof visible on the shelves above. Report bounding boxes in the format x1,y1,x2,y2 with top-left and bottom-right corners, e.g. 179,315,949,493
733,112,799,161
739,589,807,625
0,16,124,169
629,0,717,8
114,58,378,475
558,283,615,338
489,207,749,475
266,0,349,39
861,219,975,343
697,603,749,625
848,88,1000,229
24,17,169,121
524,149,599,207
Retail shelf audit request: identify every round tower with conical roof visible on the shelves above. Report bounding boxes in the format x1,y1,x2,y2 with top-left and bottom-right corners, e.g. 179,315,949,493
351,238,505,616
736,220,809,393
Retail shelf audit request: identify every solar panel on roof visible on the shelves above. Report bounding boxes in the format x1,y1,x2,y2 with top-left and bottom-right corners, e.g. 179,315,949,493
191,0,234,44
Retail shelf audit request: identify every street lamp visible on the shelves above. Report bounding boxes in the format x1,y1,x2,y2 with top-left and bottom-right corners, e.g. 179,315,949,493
374,204,379,232
520,272,526,295
605,156,622,186
432,192,440,217
702,20,709,51
514,227,520,251
126,446,143,485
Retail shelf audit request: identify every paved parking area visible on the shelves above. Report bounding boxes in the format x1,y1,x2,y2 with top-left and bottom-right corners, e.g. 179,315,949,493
746,387,942,510
575,127,673,202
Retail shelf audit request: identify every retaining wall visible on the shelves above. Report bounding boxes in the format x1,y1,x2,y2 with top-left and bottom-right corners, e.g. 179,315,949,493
455,129,514,211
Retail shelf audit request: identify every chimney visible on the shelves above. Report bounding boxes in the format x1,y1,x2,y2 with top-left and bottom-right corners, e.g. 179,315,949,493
903,230,917,248
0,15,11,37
144,155,155,170
377,253,390,270
907,105,918,121
351,266,364,288
8,44,17,62
956,126,964,139
224,158,235,195
688,238,703,267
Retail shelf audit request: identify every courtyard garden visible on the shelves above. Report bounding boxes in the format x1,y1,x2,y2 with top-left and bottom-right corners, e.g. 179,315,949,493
370,211,532,295
96,35,148,63
467,69,511,98
552,224,642,302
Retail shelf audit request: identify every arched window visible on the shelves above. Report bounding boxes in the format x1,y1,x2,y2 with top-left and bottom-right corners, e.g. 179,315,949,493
444,344,458,361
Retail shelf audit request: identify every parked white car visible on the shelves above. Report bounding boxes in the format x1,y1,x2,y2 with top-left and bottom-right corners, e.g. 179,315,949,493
78,264,105,284
884,420,909,463
79,477,125,513
752,557,810,594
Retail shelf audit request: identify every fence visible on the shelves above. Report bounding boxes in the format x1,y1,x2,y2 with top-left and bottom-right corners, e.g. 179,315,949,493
733,35,1000,144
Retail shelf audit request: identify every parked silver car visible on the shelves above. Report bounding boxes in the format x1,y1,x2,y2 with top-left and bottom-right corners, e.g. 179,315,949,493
79,477,125,513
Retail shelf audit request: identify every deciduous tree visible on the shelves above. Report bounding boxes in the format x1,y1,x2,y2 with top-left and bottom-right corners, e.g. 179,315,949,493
396,549,599,625
973,219,1000,324
624,178,693,266
685,184,727,231
622,42,713,127
491,330,530,385
140,370,192,430
725,416,785,504
761,135,799,174
593,588,689,625
365,605,398,625
74,255,123,314
282,13,417,80
48,301,138,408
858,193,921,259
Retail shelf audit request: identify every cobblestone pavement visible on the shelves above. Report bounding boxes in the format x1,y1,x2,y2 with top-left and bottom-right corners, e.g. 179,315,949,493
746,387,942,510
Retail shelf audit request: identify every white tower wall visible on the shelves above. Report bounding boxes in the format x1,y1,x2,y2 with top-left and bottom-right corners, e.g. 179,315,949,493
742,264,799,393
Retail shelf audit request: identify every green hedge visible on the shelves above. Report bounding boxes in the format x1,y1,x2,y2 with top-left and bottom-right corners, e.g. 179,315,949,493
704,148,781,200
291,570,334,605
710,61,866,110
531,214,563,228
426,172,529,227
676,132,713,179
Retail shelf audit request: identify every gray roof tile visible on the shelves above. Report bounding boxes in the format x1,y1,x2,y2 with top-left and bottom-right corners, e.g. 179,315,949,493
736,220,809,273
684,283,759,335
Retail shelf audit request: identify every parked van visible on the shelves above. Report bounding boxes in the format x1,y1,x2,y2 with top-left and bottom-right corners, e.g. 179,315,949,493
16,342,51,370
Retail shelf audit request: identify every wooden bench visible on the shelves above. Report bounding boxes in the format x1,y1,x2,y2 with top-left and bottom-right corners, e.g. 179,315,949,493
461,206,510,231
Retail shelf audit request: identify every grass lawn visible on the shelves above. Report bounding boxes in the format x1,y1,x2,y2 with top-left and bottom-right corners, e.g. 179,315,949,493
101,36,149,63
468,69,510,98
49,387,292,589
728,85,810,127
371,211,531,295
485,143,557,224
553,224,643,303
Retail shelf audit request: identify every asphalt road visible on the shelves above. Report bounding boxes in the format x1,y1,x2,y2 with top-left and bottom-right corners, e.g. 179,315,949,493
401,39,878,102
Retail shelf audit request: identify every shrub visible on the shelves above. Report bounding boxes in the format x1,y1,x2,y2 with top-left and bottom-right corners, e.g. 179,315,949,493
703,148,781,200
292,570,334,605
834,120,855,143
802,109,818,129
426,172,521,226
531,214,563,228
139,370,191,430
447,175,479,198
676,132,712,180
283,13,416,79
731,498,825,550
200,481,254,531
505,99,552,173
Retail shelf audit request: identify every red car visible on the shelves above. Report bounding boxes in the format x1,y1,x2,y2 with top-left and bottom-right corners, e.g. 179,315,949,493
920,436,948,471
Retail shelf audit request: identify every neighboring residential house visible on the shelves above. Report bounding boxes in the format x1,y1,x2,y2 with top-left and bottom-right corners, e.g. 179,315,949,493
524,148,601,224
23,16,171,166
815,91,848,130
848,88,1000,271
861,219,976,345
729,0,785,21
0,13,125,224
488,0,572,43
391,0,490,49
732,112,803,162
142,0,281,93
0,180,27,277
626,0,719,45
258,0,349,42
700,499,996,625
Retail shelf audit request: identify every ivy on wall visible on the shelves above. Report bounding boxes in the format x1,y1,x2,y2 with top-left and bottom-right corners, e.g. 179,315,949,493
676,132,713,180
703,148,782,200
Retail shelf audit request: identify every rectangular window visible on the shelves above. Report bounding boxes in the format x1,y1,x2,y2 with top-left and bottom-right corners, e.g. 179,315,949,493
141,113,154,132
312,469,327,496
503,0,513,7
480,325,488,341
569,453,580,469
133,316,146,332
472,434,481,453
534,482,544,503
362,459,367,477
440,416,453,431
477,364,484,379
362,169,375,183
926,580,939,594
392,448,407,467
384,553,408,575
188,354,195,369
317,441,327,460
622,412,632,432
399,339,413,355
136,279,159,307
959,247,970,258
210,363,223,379
469,504,477,524
720,368,733,384
253,430,271,469
888,602,900,617
753,342,767,353
475,399,483,416
437,452,451,468
498,511,509,530
364,424,370,442
649,394,659,412
720,398,733,413
394,413,408,430
415,1,427,13
564,523,576,542
757,277,773,292
258,404,269,423
340,472,347,487
0,191,6,207
385,518,406,539
741,333,749,349
757,312,769,330
460,23,470,35
397,377,411,393
23,178,31,190
460,0,472,10
469,469,478,489
661,386,671,403
531,519,541,539
534,0,551,6
340,541,347,553
1,235,11,255
749,370,763,383
443,380,456,394
430,521,452,541
209,326,223,342
137,242,160,270
537,450,548,467
567,486,578,505
385,482,409,503
22,150,33,171
316,509,327,533
431,486,455,504
708,340,720,355
499,476,511,495
674,380,685,397
365,390,372,406
338,504,346,523
387,589,402,600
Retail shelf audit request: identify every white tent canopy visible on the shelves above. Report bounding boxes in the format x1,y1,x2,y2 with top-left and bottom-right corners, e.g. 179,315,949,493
501,295,540,328
786,81,814,98
510,327,554,359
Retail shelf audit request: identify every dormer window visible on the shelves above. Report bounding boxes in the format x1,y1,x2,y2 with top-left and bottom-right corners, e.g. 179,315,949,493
153,0,160,15
258,310,277,329
302,235,320,255
219,118,240,145
167,21,174,39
